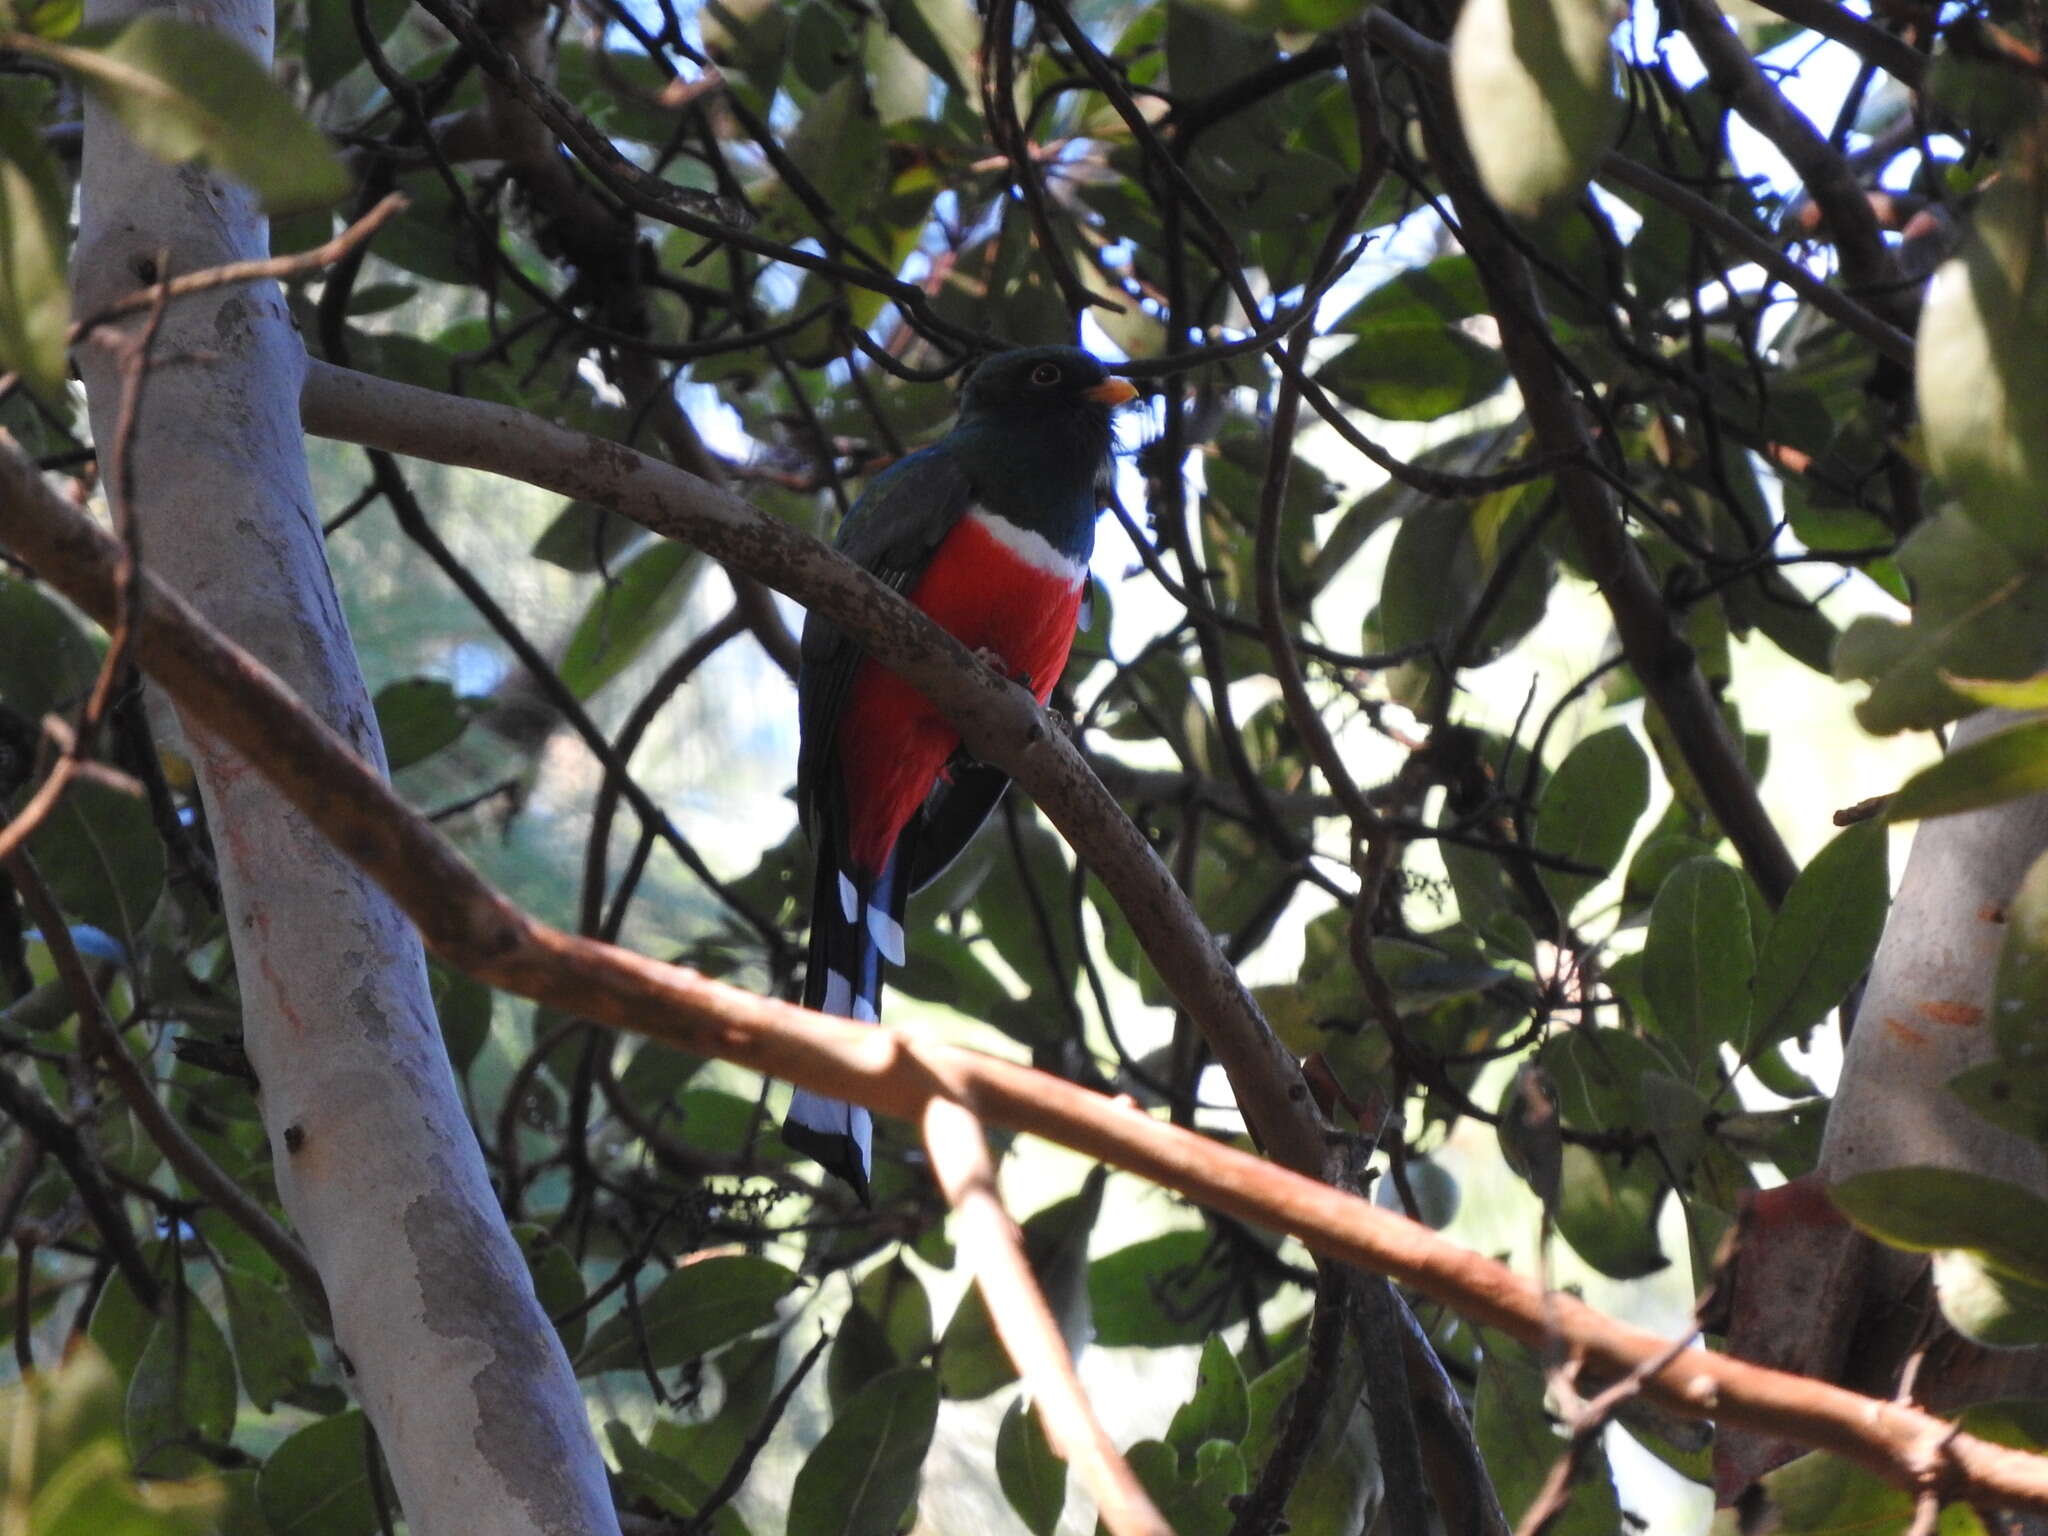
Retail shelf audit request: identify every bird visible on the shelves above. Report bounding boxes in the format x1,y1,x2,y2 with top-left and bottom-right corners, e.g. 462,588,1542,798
785,345,1139,1202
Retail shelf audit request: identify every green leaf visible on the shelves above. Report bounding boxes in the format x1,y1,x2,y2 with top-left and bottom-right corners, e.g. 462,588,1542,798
46,16,349,212
531,499,645,573
1934,1248,2048,1348
786,1366,938,1536
1945,670,2048,710
304,0,410,93
1089,1228,1280,1347
1315,320,1511,422
87,1265,158,1386
1374,489,1554,681
1747,1449,1916,1536
1986,845,2048,1076
996,1398,1067,1536
1950,1056,2048,1145
939,1168,1103,1399
856,1256,933,1364
827,1301,897,1413
218,1265,316,1413
515,1224,589,1358
1177,0,1371,29
606,1420,753,1535
969,812,1083,1036
373,677,474,771
1748,822,1889,1053
27,779,167,946
1888,718,2048,823
1832,1166,2048,1288
1554,1143,1669,1278
430,963,493,1075
0,573,103,722
1533,725,1650,916
558,539,704,700
257,1411,387,1536
0,100,71,404
1642,856,1754,1071
882,0,976,99
576,1255,797,1375
125,1299,237,1477
1121,1439,1239,1536
1918,148,2048,556
1833,506,2048,734
1337,255,1491,332
1166,1335,1249,1459
1476,1331,1622,1536
828,1255,933,1409
1238,1337,1379,1533
1451,0,1621,219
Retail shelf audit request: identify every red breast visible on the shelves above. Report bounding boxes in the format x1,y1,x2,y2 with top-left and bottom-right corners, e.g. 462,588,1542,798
834,512,1087,874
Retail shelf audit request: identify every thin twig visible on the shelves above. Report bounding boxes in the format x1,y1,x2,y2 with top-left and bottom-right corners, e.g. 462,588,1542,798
678,1327,830,1534
72,195,409,336
922,1096,1171,1536
3,848,329,1321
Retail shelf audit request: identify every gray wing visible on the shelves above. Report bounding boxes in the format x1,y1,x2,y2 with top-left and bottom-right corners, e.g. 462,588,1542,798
796,445,978,848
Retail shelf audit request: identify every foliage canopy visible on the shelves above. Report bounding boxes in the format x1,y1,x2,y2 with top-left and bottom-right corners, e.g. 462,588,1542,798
7,0,2048,1529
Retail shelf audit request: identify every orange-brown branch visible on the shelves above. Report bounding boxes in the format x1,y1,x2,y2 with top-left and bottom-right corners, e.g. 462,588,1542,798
5,425,2048,1517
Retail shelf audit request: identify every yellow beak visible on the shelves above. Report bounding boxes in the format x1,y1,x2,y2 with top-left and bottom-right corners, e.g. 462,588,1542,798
1084,376,1140,407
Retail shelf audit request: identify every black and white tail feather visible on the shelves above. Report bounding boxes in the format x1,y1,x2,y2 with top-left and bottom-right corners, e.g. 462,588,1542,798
784,844,909,1205
785,755,1011,1202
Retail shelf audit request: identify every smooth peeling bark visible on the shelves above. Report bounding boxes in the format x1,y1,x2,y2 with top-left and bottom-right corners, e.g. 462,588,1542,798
1825,710,2048,1191
69,3,618,1531
1718,712,2048,1501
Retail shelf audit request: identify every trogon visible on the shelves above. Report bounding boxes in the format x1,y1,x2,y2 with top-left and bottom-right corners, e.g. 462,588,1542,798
786,345,1138,1202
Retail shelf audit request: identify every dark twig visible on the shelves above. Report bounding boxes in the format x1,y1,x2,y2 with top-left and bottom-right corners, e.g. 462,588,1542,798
677,1327,832,1534
1412,83,1799,906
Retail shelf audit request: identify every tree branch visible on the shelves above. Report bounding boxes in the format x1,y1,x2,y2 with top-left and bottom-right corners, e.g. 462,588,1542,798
1409,79,1801,905
923,1097,1168,1536
1741,0,1928,87
15,429,2048,1515
294,357,1333,1180
1676,0,1914,331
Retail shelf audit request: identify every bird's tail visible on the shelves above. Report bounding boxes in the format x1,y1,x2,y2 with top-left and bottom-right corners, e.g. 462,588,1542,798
785,845,909,1205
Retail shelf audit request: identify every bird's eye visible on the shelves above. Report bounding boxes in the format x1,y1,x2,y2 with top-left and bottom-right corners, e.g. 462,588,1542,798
1029,362,1063,386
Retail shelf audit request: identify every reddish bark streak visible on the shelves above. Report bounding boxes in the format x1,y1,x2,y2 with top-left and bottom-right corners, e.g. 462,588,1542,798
1916,1001,1984,1028
1884,1018,1931,1049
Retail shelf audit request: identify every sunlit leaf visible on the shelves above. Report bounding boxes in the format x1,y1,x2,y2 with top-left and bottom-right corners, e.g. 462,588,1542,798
1533,725,1650,916
1749,821,1889,1054
1642,856,1753,1071
558,539,705,700
577,1256,797,1375
786,1367,938,1536
1452,0,1622,219
46,16,348,211
1918,132,2048,557
996,1398,1066,1536
0,100,70,404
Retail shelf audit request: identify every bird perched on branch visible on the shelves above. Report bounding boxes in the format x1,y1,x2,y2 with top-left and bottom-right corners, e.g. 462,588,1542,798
786,345,1139,1202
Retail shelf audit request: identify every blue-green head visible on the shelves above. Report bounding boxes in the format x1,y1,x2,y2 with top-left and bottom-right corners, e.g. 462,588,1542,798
945,346,1138,547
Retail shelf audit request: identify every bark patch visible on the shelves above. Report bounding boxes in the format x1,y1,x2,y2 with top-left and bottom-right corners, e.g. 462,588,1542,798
405,1192,589,1535
1917,999,1984,1028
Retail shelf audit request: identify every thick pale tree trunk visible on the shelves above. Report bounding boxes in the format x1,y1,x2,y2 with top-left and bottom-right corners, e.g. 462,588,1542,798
1823,711,2048,1191
1722,711,2048,1506
70,2,618,1530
